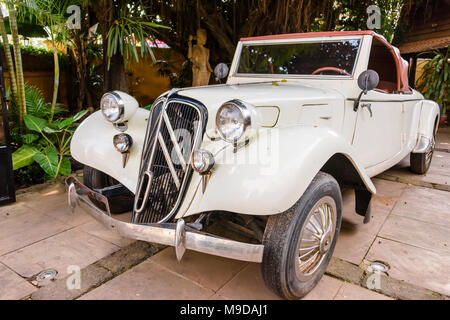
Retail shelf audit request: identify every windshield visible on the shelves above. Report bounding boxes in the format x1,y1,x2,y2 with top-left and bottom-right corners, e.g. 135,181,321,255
237,39,361,76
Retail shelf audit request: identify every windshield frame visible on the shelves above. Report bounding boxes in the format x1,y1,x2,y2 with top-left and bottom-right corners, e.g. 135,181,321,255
232,36,364,79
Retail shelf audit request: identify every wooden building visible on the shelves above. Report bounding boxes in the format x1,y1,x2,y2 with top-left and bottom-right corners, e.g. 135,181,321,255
398,1,450,87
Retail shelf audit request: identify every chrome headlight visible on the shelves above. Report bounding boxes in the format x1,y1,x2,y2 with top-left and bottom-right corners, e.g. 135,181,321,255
100,91,139,123
101,92,124,122
192,149,215,173
216,100,257,143
113,133,133,153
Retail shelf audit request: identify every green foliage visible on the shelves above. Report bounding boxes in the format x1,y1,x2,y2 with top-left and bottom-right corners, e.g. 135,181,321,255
12,144,39,170
328,0,403,42
154,59,193,88
106,0,170,69
15,162,46,186
10,84,87,179
7,84,66,141
0,43,71,70
417,48,449,114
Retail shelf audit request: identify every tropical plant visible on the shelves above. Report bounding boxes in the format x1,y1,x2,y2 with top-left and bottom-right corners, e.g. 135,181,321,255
92,0,170,92
0,9,18,107
16,0,76,121
416,48,449,114
0,2,27,124
105,2,168,69
154,59,192,88
10,85,86,179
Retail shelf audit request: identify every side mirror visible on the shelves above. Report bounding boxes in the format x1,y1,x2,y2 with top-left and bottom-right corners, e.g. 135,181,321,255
354,70,379,111
214,63,229,83
357,70,379,93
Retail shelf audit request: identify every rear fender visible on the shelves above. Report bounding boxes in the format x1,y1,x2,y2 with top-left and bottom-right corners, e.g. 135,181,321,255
413,100,440,153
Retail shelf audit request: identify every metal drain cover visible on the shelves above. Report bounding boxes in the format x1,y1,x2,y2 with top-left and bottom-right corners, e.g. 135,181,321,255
369,261,389,273
36,269,58,282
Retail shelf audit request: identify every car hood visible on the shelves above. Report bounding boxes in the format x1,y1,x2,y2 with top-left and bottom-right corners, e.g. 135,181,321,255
177,81,344,131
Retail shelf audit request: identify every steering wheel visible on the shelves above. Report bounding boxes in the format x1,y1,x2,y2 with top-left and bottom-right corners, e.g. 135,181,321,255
312,67,351,76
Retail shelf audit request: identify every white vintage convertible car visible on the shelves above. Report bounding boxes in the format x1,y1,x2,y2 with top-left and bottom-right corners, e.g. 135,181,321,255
67,31,439,299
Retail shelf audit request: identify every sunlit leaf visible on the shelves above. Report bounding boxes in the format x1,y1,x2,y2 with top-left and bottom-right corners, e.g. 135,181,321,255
59,157,72,176
12,144,39,170
34,146,59,178
22,133,39,144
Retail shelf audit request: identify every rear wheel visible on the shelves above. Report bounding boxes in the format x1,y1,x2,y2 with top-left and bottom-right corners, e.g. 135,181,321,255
410,146,434,174
261,172,342,299
83,166,133,214
410,123,437,175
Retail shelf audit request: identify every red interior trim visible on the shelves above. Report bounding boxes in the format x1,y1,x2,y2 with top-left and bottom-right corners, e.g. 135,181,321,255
240,31,376,42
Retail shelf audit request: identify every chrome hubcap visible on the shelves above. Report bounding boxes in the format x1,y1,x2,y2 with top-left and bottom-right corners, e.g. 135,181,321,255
295,196,337,281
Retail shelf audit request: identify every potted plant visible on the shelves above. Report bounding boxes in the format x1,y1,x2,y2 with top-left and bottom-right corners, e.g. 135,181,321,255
416,47,449,127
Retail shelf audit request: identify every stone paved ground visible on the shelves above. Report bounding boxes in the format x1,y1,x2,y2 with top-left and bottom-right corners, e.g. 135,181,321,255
1,127,449,300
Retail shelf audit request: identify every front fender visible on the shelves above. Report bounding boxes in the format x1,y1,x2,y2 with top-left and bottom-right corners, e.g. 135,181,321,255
181,126,376,217
71,109,150,192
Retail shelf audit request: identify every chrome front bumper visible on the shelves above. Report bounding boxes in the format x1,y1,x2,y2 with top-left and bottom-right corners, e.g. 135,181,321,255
65,177,264,263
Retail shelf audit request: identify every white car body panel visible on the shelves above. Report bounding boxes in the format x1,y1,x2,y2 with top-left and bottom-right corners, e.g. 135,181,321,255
70,32,440,219
71,108,149,192
176,126,376,218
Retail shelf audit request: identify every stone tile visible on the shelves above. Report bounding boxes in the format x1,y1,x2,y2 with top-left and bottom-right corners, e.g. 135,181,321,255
334,282,393,300
80,220,135,248
0,228,119,278
302,275,343,300
0,211,69,256
79,259,214,300
333,187,392,265
372,178,407,198
0,202,31,222
366,238,450,296
333,229,376,265
18,181,66,202
208,293,229,300
436,126,450,152
391,186,450,228
150,248,247,292
217,263,281,300
381,151,450,189
340,189,392,236
42,202,93,228
0,263,36,300
21,185,68,212
379,215,450,254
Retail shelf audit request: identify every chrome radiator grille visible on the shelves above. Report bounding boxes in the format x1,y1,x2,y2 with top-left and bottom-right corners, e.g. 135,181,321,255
133,98,205,224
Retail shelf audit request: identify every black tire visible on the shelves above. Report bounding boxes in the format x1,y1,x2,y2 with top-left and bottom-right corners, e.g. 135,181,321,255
410,151,433,174
83,166,133,214
261,172,342,300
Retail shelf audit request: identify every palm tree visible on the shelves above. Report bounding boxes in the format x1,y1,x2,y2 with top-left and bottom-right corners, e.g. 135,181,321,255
17,0,70,122
7,3,26,123
0,8,18,106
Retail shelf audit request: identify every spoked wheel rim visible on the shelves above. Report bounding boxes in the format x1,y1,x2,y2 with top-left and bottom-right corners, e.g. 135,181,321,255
295,196,337,282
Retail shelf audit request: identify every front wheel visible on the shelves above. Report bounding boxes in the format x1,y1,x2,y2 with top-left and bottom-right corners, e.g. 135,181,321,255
261,172,342,299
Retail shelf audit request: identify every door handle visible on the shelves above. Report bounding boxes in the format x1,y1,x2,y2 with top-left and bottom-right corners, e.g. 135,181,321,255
360,103,373,117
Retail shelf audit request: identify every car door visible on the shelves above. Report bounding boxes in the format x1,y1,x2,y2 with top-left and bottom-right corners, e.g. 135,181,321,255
351,90,403,168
